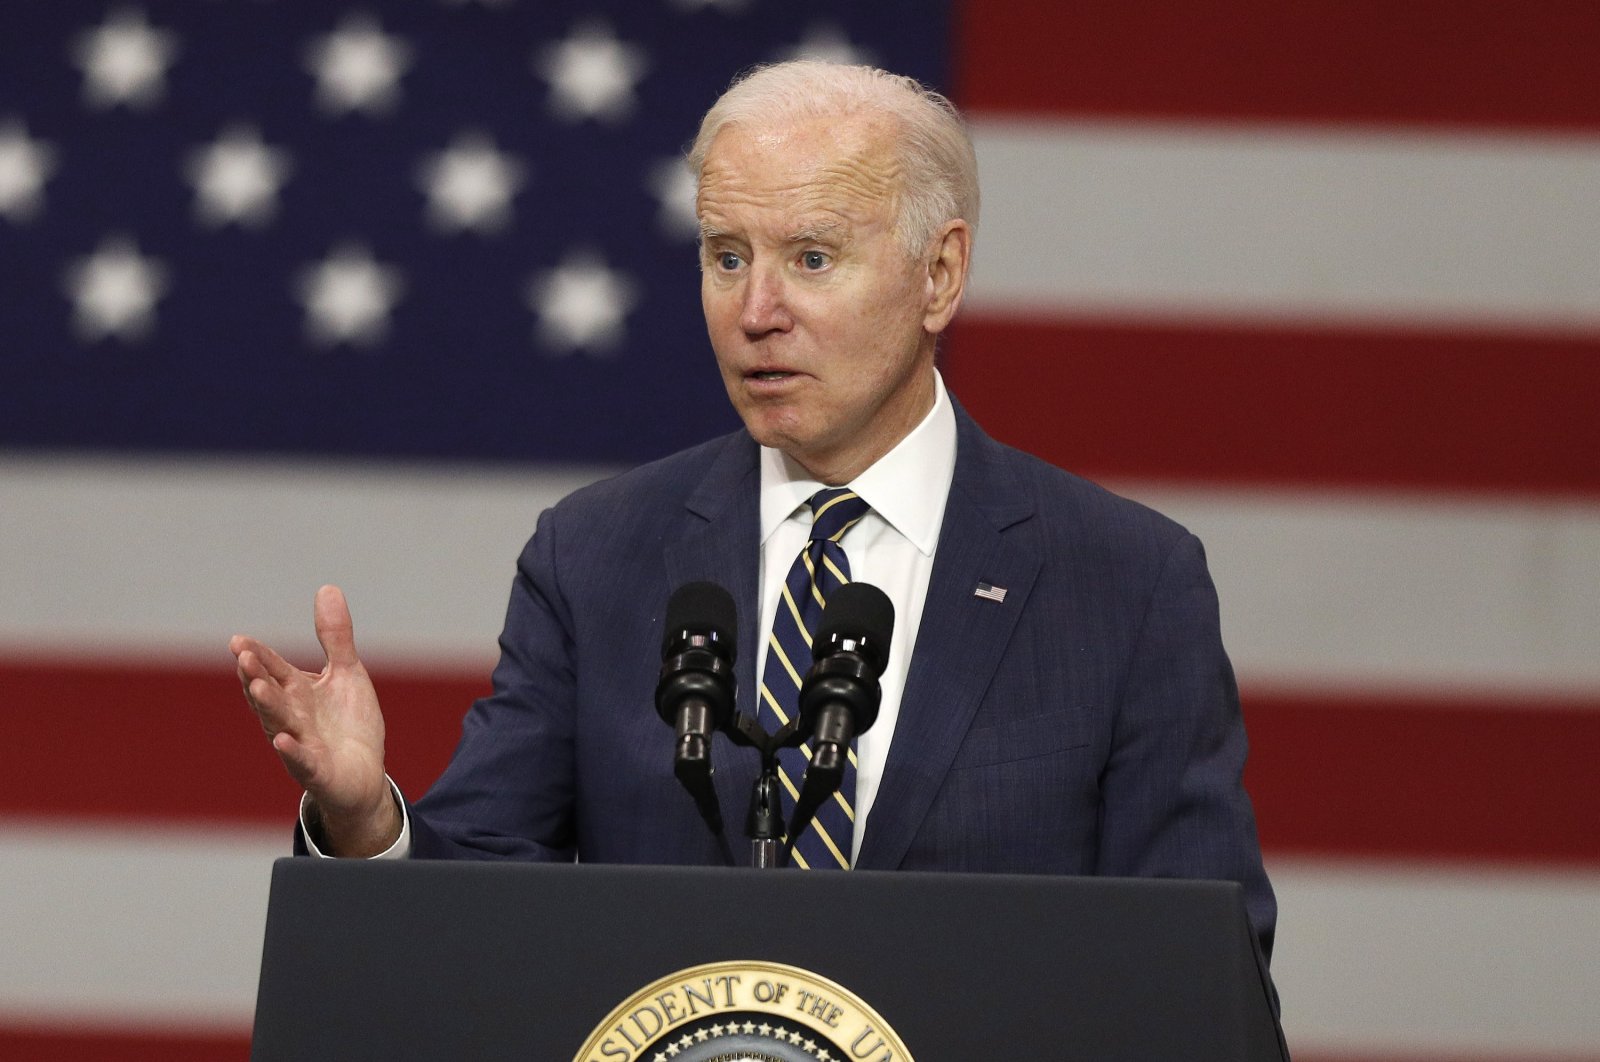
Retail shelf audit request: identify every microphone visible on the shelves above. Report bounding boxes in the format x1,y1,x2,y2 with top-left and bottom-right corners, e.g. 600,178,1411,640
788,582,894,856
656,581,738,768
655,582,737,858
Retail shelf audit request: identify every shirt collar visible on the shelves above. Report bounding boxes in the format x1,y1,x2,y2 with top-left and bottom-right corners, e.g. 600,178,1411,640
758,370,957,557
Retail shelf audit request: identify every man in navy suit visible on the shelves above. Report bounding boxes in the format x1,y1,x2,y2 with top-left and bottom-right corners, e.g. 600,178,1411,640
232,61,1276,955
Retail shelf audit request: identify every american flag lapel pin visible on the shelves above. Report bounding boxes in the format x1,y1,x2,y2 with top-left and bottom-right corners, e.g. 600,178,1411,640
974,582,1007,603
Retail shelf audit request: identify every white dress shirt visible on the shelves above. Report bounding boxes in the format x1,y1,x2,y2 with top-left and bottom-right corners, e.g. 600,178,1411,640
306,371,958,863
754,372,957,864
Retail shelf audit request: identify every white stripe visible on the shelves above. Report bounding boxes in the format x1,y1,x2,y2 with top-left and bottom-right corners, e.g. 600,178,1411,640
5,458,1599,696
0,820,284,1030
1269,857,1600,1056
4,824,1597,1057
1119,481,1600,697
0,453,615,666
967,119,1600,332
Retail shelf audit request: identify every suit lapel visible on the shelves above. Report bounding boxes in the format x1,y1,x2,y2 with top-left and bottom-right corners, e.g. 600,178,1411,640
661,433,764,837
857,408,1039,870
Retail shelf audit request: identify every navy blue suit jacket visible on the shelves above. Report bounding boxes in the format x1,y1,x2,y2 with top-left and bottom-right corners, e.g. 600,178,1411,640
405,402,1276,955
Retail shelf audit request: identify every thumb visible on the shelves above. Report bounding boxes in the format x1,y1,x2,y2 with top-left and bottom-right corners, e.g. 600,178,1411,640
313,584,361,670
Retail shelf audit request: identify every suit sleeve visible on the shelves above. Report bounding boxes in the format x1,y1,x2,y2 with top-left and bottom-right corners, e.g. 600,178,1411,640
1095,531,1278,960
405,506,580,861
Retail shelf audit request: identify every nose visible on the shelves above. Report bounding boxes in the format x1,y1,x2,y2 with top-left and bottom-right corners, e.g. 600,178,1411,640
739,263,793,336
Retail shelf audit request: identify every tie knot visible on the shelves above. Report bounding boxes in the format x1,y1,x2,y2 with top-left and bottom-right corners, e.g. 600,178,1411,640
807,488,870,544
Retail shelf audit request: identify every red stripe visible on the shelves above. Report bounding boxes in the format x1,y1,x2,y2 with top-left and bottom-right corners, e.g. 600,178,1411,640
1,657,481,824
944,316,1600,497
0,1026,249,1061
1243,691,1600,866
954,0,1600,131
7,657,1599,867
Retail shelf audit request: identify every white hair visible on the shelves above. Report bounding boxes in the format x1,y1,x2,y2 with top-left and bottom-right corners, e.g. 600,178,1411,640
687,60,979,258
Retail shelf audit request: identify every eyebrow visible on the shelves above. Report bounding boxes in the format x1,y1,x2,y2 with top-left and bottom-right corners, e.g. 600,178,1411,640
785,220,844,244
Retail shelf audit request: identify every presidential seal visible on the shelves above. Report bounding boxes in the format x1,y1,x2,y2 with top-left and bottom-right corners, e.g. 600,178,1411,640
573,960,914,1062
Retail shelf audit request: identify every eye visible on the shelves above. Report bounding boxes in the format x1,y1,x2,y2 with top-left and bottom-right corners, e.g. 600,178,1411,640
716,251,743,271
800,250,829,271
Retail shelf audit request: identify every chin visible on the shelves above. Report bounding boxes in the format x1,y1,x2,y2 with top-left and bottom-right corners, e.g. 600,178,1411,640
743,422,801,454
737,404,802,446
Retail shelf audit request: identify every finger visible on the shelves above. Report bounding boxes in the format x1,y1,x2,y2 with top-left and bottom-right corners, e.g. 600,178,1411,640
271,731,317,789
314,584,361,671
242,671,292,732
251,639,302,685
234,633,301,686
229,633,264,667
236,657,262,705
235,649,288,704
236,645,265,681
235,651,300,734
238,675,272,733
235,651,272,702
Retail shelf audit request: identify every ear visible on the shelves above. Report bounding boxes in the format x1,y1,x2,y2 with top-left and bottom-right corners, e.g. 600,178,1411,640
922,219,972,335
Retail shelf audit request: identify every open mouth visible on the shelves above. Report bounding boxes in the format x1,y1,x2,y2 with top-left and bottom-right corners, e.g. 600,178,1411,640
749,370,795,381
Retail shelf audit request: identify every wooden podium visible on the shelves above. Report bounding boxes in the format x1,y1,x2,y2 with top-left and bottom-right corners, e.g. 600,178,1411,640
252,859,1287,1061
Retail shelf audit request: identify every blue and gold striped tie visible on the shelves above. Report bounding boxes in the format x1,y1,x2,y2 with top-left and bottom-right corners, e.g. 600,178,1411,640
759,486,872,869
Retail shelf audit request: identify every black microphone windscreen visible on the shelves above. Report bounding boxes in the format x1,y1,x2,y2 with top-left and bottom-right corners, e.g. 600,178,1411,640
662,581,738,659
815,582,894,669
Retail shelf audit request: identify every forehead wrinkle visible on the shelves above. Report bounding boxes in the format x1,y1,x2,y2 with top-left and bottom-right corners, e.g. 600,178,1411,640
818,149,901,195
804,149,901,220
696,117,906,244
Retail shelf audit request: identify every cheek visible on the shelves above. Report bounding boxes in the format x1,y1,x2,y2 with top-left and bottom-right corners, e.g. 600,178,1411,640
701,286,739,341
841,281,925,358
699,278,721,323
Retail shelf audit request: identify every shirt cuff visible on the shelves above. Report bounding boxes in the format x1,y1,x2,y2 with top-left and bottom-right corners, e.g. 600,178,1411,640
298,777,412,859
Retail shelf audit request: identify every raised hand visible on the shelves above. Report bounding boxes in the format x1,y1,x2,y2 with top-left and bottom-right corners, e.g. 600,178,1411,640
230,585,401,857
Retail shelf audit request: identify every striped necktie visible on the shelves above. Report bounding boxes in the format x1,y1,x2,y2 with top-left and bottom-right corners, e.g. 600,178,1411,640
758,486,872,869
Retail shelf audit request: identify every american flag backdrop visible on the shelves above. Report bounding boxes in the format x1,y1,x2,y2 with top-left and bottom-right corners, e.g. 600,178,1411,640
3,2,1598,1059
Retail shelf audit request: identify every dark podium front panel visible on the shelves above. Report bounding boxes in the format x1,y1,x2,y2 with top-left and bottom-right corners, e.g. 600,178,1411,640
253,859,1285,1061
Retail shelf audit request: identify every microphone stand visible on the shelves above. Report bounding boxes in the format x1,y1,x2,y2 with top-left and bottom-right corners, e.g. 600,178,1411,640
748,768,783,869
726,713,808,868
